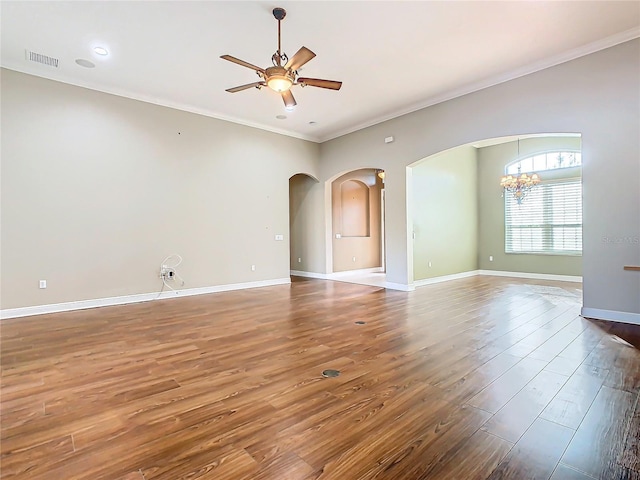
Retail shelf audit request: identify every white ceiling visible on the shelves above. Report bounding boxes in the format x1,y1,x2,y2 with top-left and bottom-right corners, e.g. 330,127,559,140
2,1,639,143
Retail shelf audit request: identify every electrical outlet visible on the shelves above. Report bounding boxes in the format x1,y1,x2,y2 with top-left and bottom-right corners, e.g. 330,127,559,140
298,258,301,263
428,261,432,268
489,256,494,262
251,265,256,271
39,280,47,289
275,234,284,241
352,256,356,262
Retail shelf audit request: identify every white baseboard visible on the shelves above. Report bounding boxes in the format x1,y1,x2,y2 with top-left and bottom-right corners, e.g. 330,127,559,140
0,277,292,320
384,282,415,292
581,307,640,325
290,270,330,280
291,268,384,280
414,270,480,288
328,267,384,278
478,270,582,283
293,268,581,290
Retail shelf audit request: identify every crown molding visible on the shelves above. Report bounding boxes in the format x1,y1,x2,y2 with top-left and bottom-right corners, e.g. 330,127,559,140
0,64,320,143
3,27,638,145
318,27,640,143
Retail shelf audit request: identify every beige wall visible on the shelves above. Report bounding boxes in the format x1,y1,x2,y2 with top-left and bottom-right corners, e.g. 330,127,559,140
1,69,320,309
319,39,639,316
412,146,478,280
331,169,382,272
2,39,639,319
289,174,325,273
478,137,582,276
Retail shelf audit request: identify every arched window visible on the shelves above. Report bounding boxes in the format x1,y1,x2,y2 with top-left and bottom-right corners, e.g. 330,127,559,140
505,152,582,255
506,151,581,175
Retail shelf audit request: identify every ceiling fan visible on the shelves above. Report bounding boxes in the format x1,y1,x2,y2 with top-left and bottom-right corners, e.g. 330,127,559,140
221,7,342,109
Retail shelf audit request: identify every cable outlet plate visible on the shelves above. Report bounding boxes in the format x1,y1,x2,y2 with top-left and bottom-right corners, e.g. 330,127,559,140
160,265,175,278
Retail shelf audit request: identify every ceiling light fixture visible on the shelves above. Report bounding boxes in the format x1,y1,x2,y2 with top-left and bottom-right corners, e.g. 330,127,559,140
265,66,294,93
93,46,108,56
221,7,342,109
500,138,541,204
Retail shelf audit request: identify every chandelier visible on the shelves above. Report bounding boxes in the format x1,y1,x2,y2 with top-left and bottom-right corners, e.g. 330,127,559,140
500,138,541,204
500,170,541,204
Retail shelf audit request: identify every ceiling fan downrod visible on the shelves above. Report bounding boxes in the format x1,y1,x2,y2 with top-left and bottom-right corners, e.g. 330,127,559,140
272,8,288,67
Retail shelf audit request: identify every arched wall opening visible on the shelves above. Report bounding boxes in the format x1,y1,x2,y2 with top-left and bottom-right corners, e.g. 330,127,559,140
317,40,638,319
289,173,323,276
408,133,582,285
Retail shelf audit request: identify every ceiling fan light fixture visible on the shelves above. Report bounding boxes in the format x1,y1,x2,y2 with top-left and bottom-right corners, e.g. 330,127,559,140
265,66,294,92
221,7,342,104
267,75,293,92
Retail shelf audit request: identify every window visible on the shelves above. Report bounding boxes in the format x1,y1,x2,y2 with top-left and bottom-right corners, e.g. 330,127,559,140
506,151,581,175
504,152,582,255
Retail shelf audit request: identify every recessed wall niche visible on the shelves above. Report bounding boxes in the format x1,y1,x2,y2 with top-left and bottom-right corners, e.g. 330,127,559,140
340,179,370,237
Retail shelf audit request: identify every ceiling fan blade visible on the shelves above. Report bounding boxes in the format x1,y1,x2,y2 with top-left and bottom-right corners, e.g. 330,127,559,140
297,77,342,90
284,47,316,71
225,82,265,93
220,55,265,74
282,90,297,108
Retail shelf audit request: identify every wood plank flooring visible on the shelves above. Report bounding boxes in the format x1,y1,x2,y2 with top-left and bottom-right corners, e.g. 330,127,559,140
1,275,639,479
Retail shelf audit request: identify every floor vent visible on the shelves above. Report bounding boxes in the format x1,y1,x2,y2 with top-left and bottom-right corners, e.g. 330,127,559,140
25,50,59,68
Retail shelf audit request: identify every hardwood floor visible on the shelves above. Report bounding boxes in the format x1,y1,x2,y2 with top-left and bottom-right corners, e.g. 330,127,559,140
1,275,639,480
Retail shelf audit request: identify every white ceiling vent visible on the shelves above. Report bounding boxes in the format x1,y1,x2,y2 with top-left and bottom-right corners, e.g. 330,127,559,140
25,50,59,68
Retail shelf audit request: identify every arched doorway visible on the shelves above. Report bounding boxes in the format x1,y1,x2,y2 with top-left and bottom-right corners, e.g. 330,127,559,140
289,173,321,277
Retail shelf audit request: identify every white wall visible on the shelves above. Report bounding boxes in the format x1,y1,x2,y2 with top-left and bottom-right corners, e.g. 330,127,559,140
319,40,639,318
1,69,319,309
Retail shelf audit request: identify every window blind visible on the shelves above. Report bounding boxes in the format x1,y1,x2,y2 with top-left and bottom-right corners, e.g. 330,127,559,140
505,179,582,255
